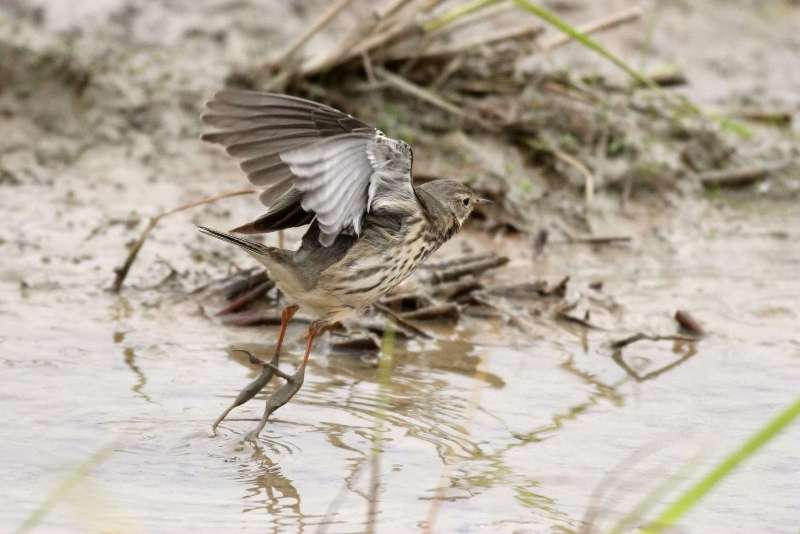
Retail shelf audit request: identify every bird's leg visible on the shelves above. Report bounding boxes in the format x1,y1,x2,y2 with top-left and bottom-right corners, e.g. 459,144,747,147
243,320,328,444
270,305,298,366
211,305,298,435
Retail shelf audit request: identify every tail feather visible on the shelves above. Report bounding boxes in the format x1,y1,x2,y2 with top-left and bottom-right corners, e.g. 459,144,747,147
197,226,268,255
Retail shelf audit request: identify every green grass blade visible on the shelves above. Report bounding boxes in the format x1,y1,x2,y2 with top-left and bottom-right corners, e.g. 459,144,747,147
14,442,117,534
424,0,504,33
643,397,800,533
513,0,653,87
608,454,702,534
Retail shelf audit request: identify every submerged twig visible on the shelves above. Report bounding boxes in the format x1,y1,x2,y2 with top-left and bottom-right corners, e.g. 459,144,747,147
220,312,288,327
609,333,698,350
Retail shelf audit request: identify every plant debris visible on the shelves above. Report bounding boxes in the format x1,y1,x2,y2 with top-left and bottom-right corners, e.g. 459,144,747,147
609,333,699,351
674,310,705,336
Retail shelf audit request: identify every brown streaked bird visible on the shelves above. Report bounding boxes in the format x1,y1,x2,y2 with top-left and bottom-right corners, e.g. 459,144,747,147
198,90,484,442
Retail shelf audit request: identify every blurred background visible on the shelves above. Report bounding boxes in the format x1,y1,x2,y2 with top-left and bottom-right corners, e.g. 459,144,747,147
1,1,798,533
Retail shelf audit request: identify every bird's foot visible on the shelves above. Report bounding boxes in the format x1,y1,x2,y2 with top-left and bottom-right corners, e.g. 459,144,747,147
240,364,307,444
243,429,263,446
209,349,282,437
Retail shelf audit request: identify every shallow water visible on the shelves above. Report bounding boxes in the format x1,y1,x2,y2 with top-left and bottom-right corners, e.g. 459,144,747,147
2,198,798,533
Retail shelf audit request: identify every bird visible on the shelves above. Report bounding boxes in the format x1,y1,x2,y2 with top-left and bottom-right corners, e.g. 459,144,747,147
198,89,485,441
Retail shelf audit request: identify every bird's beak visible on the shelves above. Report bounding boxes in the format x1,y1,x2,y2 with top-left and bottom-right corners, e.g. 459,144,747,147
476,198,493,205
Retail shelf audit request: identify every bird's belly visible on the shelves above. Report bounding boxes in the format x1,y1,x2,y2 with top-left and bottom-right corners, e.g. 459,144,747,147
251,257,353,322
307,226,444,321
321,244,432,310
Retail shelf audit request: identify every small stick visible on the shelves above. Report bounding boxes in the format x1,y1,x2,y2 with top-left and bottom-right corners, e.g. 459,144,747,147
537,6,643,52
389,22,543,60
733,108,793,127
111,188,255,293
430,277,482,301
429,55,465,91
485,280,548,298
220,312,284,327
373,303,433,339
641,64,687,87
361,50,377,86
361,0,445,52
374,67,498,131
552,147,594,207
222,269,267,300
270,0,357,66
423,252,496,270
216,280,275,316
557,310,604,330
565,235,632,245
610,333,699,350
400,303,460,321
427,256,509,284
699,161,791,188
301,0,417,75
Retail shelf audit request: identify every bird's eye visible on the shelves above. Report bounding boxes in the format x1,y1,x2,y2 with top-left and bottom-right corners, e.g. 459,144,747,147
462,197,470,207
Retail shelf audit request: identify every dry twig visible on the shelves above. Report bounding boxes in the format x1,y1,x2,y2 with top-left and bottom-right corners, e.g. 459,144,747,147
699,160,791,188
111,188,255,293
537,6,643,52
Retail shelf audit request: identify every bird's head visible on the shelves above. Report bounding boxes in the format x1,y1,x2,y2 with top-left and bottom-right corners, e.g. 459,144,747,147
420,179,489,227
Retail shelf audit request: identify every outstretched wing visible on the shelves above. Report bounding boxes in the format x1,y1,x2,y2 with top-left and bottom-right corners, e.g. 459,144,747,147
201,90,413,246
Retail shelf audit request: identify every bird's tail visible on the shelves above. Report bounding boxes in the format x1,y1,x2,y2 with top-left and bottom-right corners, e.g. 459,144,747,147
197,226,269,256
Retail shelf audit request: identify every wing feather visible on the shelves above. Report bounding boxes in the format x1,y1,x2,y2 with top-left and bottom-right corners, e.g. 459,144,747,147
202,90,413,246
258,177,294,206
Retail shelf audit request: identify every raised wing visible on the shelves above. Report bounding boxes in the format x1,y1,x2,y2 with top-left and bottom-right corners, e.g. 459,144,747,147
201,90,413,246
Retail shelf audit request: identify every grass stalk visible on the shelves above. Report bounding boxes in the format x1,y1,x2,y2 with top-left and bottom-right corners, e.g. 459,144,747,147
366,327,396,533
423,0,505,33
15,443,117,534
513,0,652,87
642,397,800,533
607,454,701,534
